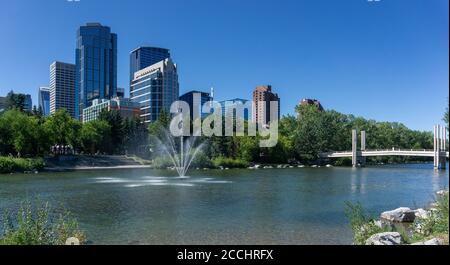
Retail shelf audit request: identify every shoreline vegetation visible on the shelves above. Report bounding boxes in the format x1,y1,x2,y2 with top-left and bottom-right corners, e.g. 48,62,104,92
0,154,443,174
345,190,449,245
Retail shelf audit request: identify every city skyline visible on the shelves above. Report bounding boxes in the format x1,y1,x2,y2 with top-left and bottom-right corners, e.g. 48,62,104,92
0,0,448,131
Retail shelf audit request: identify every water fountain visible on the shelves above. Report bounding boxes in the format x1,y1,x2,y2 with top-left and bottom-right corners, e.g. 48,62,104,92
150,127,205,178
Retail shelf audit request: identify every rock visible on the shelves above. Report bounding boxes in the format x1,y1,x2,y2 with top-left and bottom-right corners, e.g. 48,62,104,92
366,232,403,245
381,207,416,223
414,208,429,220
311,165,318,168
411,238,444,245
277,165,283,169
254,165,261,169
298,165,305,168
436,190,448,196
374,220,383,228
326,164,333,168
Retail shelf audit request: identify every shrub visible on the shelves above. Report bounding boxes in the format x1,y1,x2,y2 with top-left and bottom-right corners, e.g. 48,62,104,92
212,157,249,169
344,202,386,245
0,157,45,174
0,200,86,245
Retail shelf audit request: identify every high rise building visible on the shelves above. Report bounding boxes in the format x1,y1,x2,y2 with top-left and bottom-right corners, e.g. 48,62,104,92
130,46,171,81
38,86,50,116
75,23,117,120
252,85,280,125
220,98,251,121
116,87,125,98
179,90,213,120
50,61,76,118
130,58,179,123
24,94,32,112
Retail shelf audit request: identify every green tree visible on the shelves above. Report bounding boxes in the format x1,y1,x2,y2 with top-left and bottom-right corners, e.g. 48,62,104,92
5,91,26,112
80,120,111,154
43,109,81,148
98,110,125,154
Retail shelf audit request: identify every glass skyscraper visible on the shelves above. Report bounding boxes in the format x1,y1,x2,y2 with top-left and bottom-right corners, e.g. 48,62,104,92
130,47,171,81
130,58,179,123
75,23,117,120
219,98,251,121
38,86,50,116
179,90,213,120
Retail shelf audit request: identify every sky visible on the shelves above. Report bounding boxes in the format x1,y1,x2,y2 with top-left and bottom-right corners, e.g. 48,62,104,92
0,0,448,131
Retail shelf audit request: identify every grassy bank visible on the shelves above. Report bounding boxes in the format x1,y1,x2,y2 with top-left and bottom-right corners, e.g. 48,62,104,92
345,190,449,245
0,157,45,174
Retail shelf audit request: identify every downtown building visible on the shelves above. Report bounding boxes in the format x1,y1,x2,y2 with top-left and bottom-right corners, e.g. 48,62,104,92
75,23,117,120
220,98,252,122
49,61,76,118
179,90,213,120
130,58,179,123
252,85,280,126
130,46,171,81
38,86,50,116
82,97,141,123
0,96,6,112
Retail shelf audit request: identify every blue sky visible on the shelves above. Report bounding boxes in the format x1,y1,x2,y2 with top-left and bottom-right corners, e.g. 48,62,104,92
0,0,448,131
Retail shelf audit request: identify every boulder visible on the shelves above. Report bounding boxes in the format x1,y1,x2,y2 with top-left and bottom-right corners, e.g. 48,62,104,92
366,232,403,245
414,208,429,220
381,207,416,223
411,238,444,245
436,190,448,196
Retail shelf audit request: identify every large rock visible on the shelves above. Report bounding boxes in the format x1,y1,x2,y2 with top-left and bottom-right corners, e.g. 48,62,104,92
411,238,444,245
381,207,416,223
366,232,403,245
414,208,429,220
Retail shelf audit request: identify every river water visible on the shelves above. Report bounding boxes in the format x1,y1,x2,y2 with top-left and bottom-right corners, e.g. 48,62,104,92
0,163,448,245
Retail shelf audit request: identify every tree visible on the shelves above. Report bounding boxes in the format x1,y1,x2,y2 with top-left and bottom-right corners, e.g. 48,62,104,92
5,91,26,111
80,121,111,154
98,110,125,154
43,109,81,148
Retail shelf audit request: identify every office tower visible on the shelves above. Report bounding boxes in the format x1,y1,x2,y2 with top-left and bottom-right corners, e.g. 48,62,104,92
75,23,117,120
38,86,50,116
116,87,125,98
300,98,324,111
130,58,179,123
130,46,171,81
50,61,76,118
252,85,280,125
179,90,213,120
82,97,141,123
24,94,32,112
220,98,251,121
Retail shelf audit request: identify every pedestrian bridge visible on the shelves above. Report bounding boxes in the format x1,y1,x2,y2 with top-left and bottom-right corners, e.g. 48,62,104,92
319,125,448,170
321,148,449,158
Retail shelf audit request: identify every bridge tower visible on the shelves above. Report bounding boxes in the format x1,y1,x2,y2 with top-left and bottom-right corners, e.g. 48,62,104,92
434,124,447,170
351,130,366,167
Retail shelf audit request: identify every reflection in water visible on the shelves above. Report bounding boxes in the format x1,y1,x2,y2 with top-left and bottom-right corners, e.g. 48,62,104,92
93,176,233,188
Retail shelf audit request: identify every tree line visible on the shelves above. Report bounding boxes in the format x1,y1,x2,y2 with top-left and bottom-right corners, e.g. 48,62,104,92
0,99,444,165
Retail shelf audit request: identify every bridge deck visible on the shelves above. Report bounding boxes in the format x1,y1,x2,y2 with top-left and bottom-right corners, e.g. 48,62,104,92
320,149,449,158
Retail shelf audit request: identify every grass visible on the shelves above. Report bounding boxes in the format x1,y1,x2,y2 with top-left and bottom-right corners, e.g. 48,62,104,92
0,156,45,174
0,200,86,245
212,157,249,169
345,190,449,245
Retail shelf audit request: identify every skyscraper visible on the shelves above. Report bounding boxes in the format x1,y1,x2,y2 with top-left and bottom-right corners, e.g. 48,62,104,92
50,61,76,118
130,58,179,123
0,96,6,112
252,85,280,125
130,46,171,81
24,94,32,112
75,23,117,120
38,86,50,116
179,90,213,120
220,98,251,122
